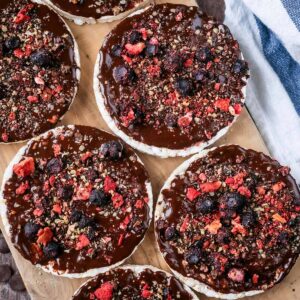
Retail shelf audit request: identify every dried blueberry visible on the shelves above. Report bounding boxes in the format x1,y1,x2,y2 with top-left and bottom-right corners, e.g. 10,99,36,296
89,189,110,207
165,113,178,128
278,231,289,244
47,158,63,174
111,44,122,57
87,227,96,241
70,210,82,223
192,15,202,30
30,49,55,68
5,36,21,50
78,215,95,229
113,66,136,84
24,222,41,240
127,68,137,82
146,43,159,57
129,31,142,44
194,70,207,82
100,143,110,157
58,185,73,200
293,197,300,206
164,227,177,241
196,47,213,62
226,193,246,212
185,247,202,265
162,287,169,299
133,108,144,125
113,66,128,83
196,198,216,214
241,210,256,228
233,59,248,74
218,75,226,83
100,140,123,160
175,78,194,96
43,242,60,258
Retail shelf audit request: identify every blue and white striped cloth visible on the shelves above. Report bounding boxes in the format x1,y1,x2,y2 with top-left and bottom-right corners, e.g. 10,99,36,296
224,0,300,182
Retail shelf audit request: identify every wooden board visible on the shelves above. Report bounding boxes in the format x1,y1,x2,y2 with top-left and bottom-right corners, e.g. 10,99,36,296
0,0,299,299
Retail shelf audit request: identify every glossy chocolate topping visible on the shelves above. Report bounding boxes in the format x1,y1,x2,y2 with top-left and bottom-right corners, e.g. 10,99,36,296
3,125,151,274
0,0,78,143
98,4,248,150
155,145,300,293
72,267,195,299
49,0,146,19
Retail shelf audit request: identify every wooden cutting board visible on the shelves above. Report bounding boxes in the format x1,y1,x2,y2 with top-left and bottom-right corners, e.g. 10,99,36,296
0,0,299,299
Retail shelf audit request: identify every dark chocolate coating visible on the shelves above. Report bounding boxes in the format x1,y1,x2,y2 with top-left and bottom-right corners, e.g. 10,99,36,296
49,0,146,19
97,4,248,150
72,267,195,299
0,0,78,143
3,126,151,274
156,145,300,293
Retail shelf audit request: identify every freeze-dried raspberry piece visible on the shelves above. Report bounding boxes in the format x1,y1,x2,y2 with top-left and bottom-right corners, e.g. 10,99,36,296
76,234,90,251
37,227,53,246
125,42,146,55
94,282,113,300
13,157,35,177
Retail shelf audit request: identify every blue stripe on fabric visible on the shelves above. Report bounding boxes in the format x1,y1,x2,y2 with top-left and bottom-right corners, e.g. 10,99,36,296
281,0,300,31
255,16,300,116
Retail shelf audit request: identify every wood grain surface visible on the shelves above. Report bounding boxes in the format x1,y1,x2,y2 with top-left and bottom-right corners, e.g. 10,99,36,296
0,0,299,299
